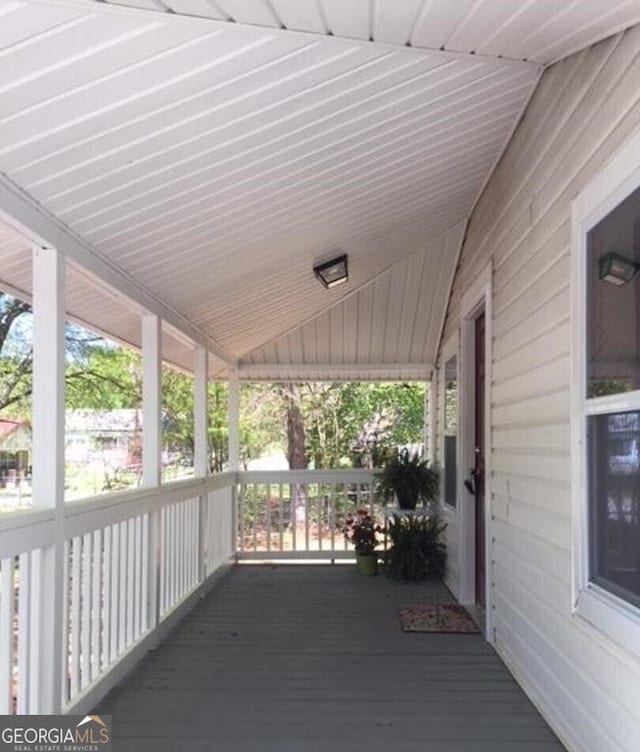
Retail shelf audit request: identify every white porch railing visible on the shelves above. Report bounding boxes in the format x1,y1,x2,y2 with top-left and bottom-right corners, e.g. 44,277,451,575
0,472,236,715
237,470,382,559
0,468,385,715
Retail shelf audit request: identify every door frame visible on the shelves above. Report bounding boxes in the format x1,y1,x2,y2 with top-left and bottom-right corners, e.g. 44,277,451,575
458,261,493,641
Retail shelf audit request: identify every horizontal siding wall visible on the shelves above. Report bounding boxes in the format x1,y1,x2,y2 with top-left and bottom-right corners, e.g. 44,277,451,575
439,26,640,752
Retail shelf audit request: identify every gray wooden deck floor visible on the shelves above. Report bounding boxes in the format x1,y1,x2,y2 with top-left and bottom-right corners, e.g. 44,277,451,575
98,564,565,752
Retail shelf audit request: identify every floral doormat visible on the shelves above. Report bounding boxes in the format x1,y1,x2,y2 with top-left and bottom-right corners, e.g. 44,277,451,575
399,604,480,633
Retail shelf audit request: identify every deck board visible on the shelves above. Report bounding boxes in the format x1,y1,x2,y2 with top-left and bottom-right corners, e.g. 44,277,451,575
98,565,565,751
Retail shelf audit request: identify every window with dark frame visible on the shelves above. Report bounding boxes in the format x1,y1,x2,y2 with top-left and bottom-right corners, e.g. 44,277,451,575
586,185,640,608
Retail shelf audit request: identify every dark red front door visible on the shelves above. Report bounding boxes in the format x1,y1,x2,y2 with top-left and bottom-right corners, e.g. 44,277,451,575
475,312,486,609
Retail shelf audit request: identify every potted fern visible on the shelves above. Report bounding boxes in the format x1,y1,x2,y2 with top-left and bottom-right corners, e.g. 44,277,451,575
385,514,447,581
378,448,438,510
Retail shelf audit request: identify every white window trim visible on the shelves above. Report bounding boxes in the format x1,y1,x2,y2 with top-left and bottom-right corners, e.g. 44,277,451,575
570,128,640,658
439,332,460,512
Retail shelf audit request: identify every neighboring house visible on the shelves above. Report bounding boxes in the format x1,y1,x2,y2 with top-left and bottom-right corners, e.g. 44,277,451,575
0,411,142,473
65,409,142,469
0,419,31,453
0,419,31,483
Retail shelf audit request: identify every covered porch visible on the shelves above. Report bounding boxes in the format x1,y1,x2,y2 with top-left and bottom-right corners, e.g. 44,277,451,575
1,1,640,750
97,564,563,752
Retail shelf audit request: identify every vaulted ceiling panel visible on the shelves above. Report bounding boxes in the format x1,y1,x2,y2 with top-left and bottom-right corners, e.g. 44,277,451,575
240,223,465,378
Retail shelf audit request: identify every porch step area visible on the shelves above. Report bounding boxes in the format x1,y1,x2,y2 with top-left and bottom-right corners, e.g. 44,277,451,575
98,565,565,752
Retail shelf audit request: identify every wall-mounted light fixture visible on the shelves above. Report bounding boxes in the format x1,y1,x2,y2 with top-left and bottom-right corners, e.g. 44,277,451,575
598,251,640,286
314,254,348,289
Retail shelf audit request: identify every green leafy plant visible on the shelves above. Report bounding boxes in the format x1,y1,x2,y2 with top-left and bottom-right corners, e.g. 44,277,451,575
343,509,383,555
384,514,446,581
378,448,438,510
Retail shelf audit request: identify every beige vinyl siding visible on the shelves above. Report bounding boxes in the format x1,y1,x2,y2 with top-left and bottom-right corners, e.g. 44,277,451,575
438,26,640,752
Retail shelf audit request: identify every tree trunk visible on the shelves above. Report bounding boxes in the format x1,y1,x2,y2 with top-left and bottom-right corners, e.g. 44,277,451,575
283,383,306,531
284,383,306,469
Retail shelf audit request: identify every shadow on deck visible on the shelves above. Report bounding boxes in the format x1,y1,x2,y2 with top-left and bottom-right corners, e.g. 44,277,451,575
98,564,565,752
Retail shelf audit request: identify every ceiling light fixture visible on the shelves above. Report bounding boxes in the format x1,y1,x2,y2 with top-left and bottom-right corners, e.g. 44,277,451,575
314,254,348,289
598,251,640,286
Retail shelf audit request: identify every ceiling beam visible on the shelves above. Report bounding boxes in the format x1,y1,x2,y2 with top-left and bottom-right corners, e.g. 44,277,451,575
0,172,236,366
235,362,434,381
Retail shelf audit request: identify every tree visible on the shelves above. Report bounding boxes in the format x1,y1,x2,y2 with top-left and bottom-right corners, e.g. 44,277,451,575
230,381,427,471
161,366,194,461
297,382,426,469
283,383,306,469
208,382,229,472
66,346,142,410
0,294,32,414
0,292,144,417
237,383,286,468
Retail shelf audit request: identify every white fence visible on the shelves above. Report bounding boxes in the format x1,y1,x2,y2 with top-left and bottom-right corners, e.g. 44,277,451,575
0,473,236,715
237,470,382,559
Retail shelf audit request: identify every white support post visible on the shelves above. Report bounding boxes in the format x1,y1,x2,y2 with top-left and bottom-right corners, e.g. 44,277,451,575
142,315,161,488
142,315,161,630
228,370,240,472
194,347,208,581
194,347,208,478
32,245,65,713
228,370,240,557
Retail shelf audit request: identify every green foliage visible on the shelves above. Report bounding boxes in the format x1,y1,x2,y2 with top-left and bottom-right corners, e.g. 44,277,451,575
587,380,633,398
161,366,194,457
378,448,438,510
384,514,446,581
0,294,33,415
239,383,286,467
66,345,142,410
0,354,32,417
291,382,426,469
209,382,229,472
231,381,427,470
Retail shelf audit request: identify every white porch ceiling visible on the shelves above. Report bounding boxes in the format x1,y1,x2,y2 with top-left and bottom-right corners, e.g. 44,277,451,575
0,0,638,378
